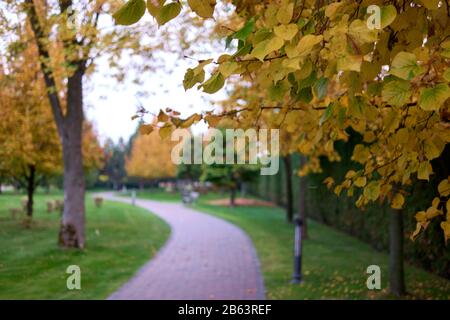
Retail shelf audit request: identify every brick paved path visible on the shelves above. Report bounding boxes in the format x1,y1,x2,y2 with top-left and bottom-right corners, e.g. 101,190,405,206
102,193,265,300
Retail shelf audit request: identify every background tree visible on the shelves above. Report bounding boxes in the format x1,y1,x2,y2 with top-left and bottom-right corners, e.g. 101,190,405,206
199,129,259,207
102,138,127,190
126,128,176,183
0,54,103,219
0,31,61,218
0,0,174,247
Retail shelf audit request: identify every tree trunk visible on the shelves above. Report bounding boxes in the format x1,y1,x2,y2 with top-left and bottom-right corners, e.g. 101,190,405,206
299,155,308,239
58,69,86,249
26,165,36,217
389,208,406,297
230,186,236,207
283,155,294,223
25,1,86,248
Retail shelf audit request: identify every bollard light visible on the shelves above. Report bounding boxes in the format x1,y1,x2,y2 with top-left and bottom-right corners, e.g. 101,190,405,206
291,216,303,284
131,190,136,206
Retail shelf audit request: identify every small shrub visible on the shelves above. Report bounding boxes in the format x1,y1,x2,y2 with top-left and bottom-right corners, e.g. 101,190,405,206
94,197,103,208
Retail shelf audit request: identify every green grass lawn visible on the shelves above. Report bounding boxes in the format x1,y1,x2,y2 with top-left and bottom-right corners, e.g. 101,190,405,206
0,192,170,299
192,199,450,300
130,189,450,299
119,188,181,203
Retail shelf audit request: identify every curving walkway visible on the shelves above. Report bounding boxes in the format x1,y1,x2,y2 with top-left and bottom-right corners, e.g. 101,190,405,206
101,193,265,300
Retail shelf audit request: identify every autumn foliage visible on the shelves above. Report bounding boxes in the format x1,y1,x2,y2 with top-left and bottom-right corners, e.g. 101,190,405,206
126,128,176,180
115,0,450,243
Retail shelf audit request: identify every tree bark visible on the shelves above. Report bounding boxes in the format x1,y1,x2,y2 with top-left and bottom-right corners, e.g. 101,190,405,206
26,0,87,249
283,155,294,223
26,165,36,217
389,208,406,297
299,155,308,239
58,69,86,249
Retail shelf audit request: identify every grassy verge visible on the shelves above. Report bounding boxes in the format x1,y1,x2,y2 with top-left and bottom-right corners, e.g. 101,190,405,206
129,189,450,298
119,189,181,203
0,192,170,299
191,196,450,299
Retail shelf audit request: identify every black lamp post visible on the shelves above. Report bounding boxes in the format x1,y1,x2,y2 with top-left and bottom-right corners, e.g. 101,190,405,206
291,216,303,284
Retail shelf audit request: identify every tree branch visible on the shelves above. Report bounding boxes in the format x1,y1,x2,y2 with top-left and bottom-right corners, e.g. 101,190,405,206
25,0,65,136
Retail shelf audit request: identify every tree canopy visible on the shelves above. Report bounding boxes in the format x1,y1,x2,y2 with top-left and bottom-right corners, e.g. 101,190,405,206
115,0,450,243
126,128,176,180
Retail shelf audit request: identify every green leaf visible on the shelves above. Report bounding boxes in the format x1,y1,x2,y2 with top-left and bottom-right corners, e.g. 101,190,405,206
188,0,216,18
113,0,146,26
226,18,255,49
297,87,312,103
234,18,255,41
157,2,182,25
313,77,328,100
232,42,252,57
390,52,424,80
298,70,317,90
443,68,450,82
320,103,334,126
441,41,450,59
269,81,289,100
418,84,450,111
200,72,225,94
380,5,397,28
382,79,411,106
348,96,365,118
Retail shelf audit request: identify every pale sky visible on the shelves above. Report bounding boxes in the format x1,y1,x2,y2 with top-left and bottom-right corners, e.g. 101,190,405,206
85,57,219,144
85,11,228,145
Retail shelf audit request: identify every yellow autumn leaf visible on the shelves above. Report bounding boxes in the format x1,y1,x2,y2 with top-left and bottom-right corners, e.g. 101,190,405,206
391,193,405,209
273,24,298,41
415,211,427,223
250,36,284,61
323,176,335,189
157,110,169,122
437,178,450,197
354,176,367,187
204,114,221,127
364,181,381,201
410,222,422,240
440,221,450,244
417,161,433,181
188,0,216,18
286,34,323,58
139,124,154,135
276,2,293,24
159,124,173,139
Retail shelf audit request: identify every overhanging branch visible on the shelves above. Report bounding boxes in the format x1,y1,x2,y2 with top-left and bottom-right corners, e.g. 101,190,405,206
25,0,65,136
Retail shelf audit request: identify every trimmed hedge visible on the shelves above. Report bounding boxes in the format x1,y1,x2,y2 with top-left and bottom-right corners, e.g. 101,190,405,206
249,138,450,279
